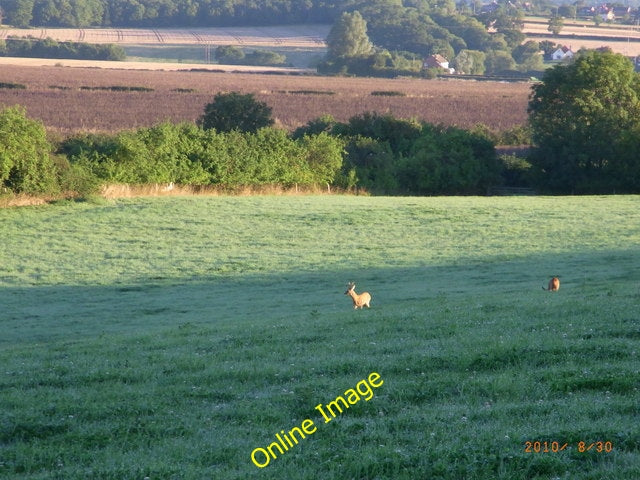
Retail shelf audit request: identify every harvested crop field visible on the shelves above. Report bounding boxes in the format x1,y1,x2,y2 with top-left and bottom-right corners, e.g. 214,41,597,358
0,25,330,48
0,64,532,133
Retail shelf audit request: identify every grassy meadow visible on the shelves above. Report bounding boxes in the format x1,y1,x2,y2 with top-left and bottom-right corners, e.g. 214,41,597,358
0,195,639,479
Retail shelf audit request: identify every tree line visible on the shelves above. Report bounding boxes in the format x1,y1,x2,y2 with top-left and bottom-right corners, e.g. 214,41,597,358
0,36,125,60
1,0,349,28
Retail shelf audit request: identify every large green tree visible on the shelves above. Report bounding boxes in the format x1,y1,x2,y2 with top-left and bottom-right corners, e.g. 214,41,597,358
326,10,373,59
528,50,640,193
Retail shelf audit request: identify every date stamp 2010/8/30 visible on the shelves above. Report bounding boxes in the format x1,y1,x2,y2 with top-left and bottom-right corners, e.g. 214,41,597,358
524,441,613,453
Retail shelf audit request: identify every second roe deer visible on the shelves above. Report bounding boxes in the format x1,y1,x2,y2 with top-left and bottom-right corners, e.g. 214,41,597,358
345,282,371,309
542,277,560,292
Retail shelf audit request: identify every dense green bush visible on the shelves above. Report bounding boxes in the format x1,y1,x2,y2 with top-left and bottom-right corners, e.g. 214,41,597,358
400,125,501,195
499,154,534,188
62,123,346,189
1,108,524,198
294,112,502,195
0,106,59,194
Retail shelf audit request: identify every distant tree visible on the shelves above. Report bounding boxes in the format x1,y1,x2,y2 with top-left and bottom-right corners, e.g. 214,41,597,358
548,15,564,36
0,106,58,193
215,45,245,64
528,50,640,192
539,40,557,59
198,92,274,133
452,49,486,74
484,50,516,74
512,40,544,72
326,10,373,59
245,49,286,66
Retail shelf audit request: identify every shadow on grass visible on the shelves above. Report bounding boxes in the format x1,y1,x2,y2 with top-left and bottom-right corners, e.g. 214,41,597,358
2,247,638,345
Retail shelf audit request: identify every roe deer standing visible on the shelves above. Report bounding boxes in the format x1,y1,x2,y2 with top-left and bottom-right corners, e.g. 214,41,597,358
345,282,371,309
542,277,560,292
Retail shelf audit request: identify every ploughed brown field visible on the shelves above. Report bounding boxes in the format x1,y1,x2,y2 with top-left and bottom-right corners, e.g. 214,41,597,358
0,64,532,134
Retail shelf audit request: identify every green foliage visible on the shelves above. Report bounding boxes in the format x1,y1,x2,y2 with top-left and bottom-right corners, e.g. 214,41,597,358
499,154,534,187
400,125,501,194
528,50,640,193
548,15,564,35
214,45,245,63
244,49,287,66
3,0,34,27
291,114,337,139
61,123,345,189
341,135,399,193
54,155,101,196
336,112,423,156
299,132,345,185
326,10,373,60
198,92,274,133
110,123,211,184
499,125,532,146
0,106,58,194
214,45,287,66
452,49,486,75
1,37,125,61
295,112,502,194
512,40,544,72
484,49,517,75
318,49,422,77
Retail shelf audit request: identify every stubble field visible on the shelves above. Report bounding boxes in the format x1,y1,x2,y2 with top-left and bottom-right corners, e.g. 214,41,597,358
0,65,532,133
1,195,639,479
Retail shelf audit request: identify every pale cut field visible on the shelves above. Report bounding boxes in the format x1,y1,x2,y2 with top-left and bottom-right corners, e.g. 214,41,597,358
522,18,640,56
524,36,640,56
0,25,330,48
0,56,312,73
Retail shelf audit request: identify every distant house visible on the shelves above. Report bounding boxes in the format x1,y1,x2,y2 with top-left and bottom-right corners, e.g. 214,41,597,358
551,46,574,61
423,54,454,73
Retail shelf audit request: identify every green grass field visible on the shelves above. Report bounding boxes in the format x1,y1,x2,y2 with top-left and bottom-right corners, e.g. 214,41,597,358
1,195,639,479
123,45,324,68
